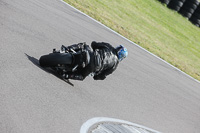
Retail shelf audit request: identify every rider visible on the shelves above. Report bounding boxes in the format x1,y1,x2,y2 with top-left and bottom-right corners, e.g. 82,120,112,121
62,41,128,80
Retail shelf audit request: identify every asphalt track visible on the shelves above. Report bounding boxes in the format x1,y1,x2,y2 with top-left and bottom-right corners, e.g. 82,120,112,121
0,0,200,133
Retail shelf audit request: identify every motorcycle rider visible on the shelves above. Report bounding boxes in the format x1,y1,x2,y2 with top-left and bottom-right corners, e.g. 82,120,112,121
62,41,128,80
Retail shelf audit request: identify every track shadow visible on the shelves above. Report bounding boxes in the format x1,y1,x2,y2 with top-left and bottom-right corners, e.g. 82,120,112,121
25,53,74,86
25,53,54,74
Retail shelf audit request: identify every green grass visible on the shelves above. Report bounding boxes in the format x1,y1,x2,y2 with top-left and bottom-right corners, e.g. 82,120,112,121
64,0,200,81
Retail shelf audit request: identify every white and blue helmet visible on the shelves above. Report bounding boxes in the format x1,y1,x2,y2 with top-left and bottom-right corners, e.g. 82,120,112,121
115,45,128,61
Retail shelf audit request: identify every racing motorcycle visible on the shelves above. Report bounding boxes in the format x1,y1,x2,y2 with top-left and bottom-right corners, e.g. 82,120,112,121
39,43,90,84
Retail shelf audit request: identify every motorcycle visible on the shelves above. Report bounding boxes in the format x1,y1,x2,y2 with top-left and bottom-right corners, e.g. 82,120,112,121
39,44,90,84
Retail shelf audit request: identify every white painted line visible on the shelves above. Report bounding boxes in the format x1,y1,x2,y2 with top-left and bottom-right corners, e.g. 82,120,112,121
60,0,200,84
80,117,161,133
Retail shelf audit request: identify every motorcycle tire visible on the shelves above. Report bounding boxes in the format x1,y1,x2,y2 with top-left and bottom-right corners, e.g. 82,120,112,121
159,0,171,5
39,53,72,67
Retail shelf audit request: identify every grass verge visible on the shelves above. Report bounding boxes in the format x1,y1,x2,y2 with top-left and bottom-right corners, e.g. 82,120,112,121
63,0,200,81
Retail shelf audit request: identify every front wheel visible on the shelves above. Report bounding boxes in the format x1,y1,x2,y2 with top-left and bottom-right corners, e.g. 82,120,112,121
39,53,72,67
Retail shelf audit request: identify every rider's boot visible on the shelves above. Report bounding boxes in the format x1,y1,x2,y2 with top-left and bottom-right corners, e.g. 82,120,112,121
63,73,84,81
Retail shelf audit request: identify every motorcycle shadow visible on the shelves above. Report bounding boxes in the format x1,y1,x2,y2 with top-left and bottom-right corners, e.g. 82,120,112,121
25,53,74,86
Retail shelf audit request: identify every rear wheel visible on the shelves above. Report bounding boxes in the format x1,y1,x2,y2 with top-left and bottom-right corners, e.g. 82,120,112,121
39,53,72,67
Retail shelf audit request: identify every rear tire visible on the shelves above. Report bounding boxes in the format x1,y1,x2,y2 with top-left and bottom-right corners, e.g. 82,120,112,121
39,53,72,67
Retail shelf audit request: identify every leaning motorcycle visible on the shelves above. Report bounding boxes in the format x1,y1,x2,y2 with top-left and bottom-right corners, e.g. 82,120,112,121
39,44,90,82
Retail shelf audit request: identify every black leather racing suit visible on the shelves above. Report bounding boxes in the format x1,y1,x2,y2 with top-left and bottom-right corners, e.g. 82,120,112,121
66,41,119,80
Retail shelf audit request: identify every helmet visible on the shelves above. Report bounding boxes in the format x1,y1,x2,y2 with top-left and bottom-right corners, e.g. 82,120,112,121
115,45,128,61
